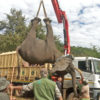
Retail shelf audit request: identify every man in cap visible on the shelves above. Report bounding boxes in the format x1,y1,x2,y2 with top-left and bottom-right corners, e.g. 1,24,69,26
0,77,10,100
78,80,90,100
10,68,63,100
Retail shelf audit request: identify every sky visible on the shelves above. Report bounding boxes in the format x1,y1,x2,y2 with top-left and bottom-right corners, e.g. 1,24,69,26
0,0,100,49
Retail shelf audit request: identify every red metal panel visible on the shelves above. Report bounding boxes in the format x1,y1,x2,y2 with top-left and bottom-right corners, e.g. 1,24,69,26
62,12,70,54
51,0,62,23
51,0,70,54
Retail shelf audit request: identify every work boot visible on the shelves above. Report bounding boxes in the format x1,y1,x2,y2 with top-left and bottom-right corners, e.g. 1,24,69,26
31,17,41,25
43,18,51,24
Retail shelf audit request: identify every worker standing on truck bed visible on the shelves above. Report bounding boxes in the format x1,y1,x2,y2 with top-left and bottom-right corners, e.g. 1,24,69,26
78,80,90,100
10,68,63,100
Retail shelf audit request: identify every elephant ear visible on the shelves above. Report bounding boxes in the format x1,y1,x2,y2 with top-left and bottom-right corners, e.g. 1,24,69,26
51,56,73,75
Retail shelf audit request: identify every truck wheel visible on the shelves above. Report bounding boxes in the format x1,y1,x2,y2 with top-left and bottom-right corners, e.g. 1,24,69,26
67,92,79,100
97,93,100,100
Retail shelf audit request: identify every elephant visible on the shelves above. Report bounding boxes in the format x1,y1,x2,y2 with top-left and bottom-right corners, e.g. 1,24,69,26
17,17,62,65
51,56,78,97
17,17,77,97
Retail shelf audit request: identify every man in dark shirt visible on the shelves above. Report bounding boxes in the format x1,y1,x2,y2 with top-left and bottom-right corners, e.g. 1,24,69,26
56,76,63,93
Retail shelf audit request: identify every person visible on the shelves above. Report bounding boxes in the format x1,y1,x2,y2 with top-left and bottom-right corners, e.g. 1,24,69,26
78,80,90,100
10,68,63,100
56,76,63,93
0,77,10,100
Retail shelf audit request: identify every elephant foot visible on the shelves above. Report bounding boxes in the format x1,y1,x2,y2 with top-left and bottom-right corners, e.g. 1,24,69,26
74,92,78,98
67,92,79,100
43,18,51,23
31,17,41,24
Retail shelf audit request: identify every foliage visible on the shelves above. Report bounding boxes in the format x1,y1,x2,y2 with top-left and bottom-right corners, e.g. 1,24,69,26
54,36,64,53
0,8,29,53
0,34,21,53
71,46,100,58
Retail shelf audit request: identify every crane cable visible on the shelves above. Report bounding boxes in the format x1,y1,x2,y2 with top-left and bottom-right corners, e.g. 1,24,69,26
36,0,47,18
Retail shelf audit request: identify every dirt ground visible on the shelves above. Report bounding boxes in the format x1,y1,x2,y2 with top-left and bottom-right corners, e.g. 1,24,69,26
14,96,33,100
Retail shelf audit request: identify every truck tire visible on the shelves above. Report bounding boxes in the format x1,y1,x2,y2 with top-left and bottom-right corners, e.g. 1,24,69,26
67,92,79,100
97,93,100,100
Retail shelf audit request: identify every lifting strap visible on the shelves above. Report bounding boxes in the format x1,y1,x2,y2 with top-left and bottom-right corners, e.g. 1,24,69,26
36,0,47,18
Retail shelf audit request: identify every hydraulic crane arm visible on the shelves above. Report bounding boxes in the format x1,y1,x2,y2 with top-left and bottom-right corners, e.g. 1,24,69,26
51,0,70,55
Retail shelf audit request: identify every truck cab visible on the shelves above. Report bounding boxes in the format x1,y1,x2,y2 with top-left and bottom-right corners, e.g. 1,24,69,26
63,57,100,100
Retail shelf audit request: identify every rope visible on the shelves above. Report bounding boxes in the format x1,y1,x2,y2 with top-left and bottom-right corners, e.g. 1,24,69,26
36,0,43,17
36,0,47,18
42,0,47,18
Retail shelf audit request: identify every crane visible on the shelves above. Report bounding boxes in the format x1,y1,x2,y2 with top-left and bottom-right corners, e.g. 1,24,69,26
51,0,70,55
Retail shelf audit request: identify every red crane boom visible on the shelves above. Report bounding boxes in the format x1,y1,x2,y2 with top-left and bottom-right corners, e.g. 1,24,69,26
51,0,70,55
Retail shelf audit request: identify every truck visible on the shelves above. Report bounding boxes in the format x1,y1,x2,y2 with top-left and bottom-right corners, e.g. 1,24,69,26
0,51,52,84
63,57,100,100
51,1,100,99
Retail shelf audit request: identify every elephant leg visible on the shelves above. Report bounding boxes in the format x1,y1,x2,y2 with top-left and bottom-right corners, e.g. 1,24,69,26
17,17,41,61
29,17,41,38
43,18,62,59
70,66,77,97
43,18,55,44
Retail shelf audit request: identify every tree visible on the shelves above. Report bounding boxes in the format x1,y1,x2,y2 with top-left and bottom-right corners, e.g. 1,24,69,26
54,35,64,53
0,8,29,52
71,46,100,58
0,8,27,37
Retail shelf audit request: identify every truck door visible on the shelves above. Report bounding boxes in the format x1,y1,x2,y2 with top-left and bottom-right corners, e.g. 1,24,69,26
78,59,94,87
